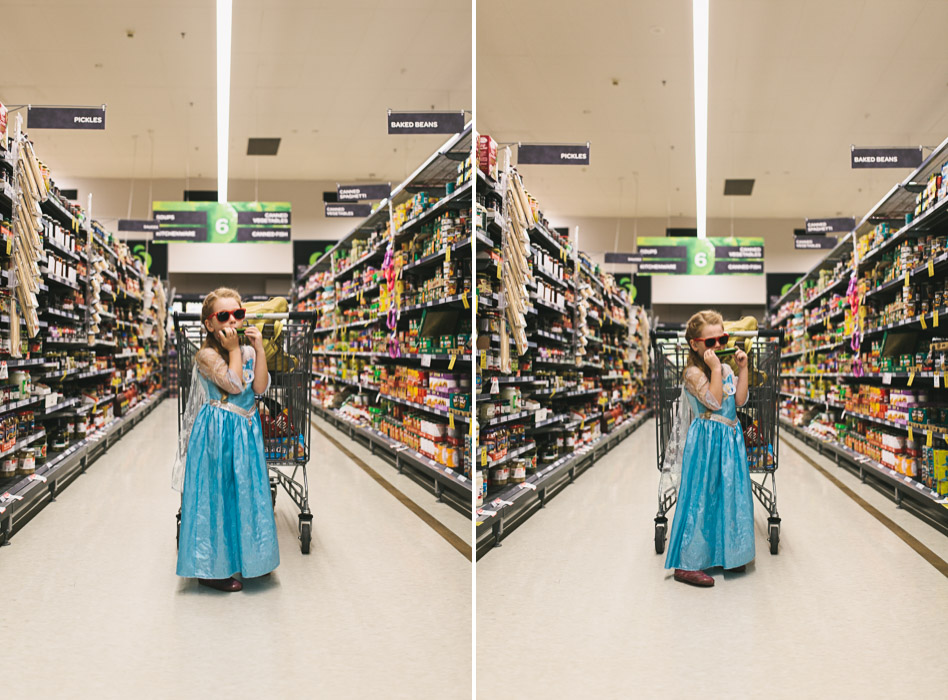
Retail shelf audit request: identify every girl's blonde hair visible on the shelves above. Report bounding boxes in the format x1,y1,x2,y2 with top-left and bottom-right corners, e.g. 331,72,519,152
685,309,724,380
201,287,242,362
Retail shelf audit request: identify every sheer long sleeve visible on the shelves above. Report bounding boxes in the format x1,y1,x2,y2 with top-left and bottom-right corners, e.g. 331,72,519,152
683,366,722,411
196,347,244,394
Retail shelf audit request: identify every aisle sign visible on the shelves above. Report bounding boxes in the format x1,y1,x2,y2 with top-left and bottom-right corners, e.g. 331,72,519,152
805,217,855,234
325,203,372,218
152,202,291,243
124,238,168,277
387,111,465,135
518,143,590,165
795,235,838,250
28,106,106,130
604,252,644,264
634,237,765,275
851,147,923,169
336,184,391,201
118,219,160,233
293,240,337,278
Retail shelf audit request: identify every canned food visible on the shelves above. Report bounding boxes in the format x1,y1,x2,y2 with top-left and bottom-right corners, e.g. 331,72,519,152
17,449,35,476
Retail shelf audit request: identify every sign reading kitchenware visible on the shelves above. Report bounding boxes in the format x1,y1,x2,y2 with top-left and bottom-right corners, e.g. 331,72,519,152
151,202,291,243
28,106,106,130
518,143,590,165
805,217,855,234
634,237,765,275
336,183,391,201
851,147,923,169
387,111,465,135
324,203,372,218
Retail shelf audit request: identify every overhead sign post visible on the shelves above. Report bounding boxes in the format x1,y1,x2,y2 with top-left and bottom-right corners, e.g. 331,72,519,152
324,203,372,218
336,183,392,201
805,217,855,234
851,147,923,169
151,202,291,242
387,111,465,135
517,143,590,165
28,105,106,130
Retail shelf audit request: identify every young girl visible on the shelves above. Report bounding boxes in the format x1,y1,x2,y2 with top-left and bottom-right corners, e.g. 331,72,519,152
173,287,280,592
664,310,756,587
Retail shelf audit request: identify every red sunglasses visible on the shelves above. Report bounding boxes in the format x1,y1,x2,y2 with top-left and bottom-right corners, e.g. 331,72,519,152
209,308,246,323
696,334,729,348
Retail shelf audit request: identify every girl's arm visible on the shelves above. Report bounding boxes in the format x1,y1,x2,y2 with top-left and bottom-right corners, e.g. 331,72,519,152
735,349,749,406
244,326,270,394
705,349,724,406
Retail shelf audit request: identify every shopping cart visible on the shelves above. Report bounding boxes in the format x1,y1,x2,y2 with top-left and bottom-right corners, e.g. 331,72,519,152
173,311,317,553
652,329,783,555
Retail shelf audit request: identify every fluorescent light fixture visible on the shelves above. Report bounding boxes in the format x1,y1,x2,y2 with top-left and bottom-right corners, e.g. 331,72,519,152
216,0,232,203
693,0,709,238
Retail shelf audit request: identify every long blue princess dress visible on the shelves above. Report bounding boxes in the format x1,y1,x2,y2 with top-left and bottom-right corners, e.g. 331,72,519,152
175,345,280,579
665,364,755,571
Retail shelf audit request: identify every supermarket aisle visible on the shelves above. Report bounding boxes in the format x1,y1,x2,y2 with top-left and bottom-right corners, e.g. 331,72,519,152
1,400,471,700
477,420,948,700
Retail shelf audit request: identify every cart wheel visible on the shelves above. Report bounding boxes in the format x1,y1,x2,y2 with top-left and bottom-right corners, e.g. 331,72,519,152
299,519,312,554
175,512,181,551
270,484,277,509
769,524,779,555
654,522,666,555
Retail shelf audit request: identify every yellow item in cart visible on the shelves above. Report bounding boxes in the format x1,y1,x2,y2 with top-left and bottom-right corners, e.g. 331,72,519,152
243,297,298,372
722,316,767,387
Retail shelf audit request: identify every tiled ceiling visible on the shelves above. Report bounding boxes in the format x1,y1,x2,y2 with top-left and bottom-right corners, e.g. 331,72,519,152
477,0,948,219
0,0,472,183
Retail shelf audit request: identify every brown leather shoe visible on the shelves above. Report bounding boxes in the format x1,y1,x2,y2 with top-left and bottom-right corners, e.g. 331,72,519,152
725,565,747,573
674,569,714,587
199,577,243,592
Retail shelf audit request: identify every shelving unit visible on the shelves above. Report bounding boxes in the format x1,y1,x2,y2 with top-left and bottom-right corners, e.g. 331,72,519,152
474,140,651,556
295,124,474,515
770,136,948,531
0,126,169,541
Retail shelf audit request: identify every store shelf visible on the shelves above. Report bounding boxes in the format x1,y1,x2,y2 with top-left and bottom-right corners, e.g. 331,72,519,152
395,181,473,240
40,269,81,291
379,393,471,424
400,292,471,314
781,418,948,517
312,401,471,515
0,429,47,461
484,442,537,469
402,237,472,273
0,391,167,542
0,395,45,418
476,410,652,558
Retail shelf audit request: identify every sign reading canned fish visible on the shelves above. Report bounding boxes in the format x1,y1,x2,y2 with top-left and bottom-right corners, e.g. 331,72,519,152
851,147,923,169
387,111,465,135
336,183,392,201
518,143,590,165
28,106,106,130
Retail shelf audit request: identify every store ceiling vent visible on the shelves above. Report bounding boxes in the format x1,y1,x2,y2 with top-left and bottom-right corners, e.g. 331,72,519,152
247,138,281,156
183,190,218,202
60,189,78,200
666,228,697,237
724,179,754,195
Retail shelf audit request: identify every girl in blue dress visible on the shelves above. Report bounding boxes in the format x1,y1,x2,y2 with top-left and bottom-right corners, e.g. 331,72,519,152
664,310,755,587
173,288,280,592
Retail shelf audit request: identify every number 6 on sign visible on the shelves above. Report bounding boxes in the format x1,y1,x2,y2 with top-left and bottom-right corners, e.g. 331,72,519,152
215,218,229,236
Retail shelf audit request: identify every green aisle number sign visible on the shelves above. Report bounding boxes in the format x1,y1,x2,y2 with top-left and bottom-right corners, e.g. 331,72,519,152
152,201,292,243
635,237,764,275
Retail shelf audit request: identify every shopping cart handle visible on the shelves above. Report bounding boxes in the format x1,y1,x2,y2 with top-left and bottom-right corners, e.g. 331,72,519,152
652,329,782,340
174,311,319,321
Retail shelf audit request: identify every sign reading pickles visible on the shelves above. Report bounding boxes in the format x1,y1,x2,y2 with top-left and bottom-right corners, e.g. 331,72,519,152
635,237,764,275
151,201,291,243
